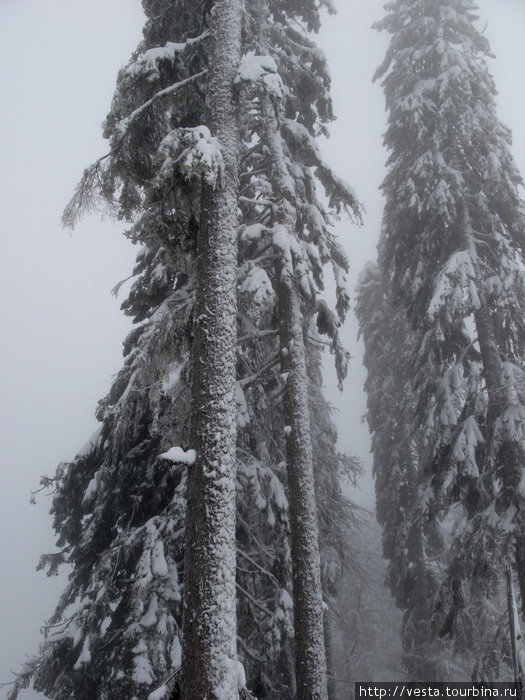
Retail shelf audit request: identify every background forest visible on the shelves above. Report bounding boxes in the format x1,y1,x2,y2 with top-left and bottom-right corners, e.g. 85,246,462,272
0,0,524,698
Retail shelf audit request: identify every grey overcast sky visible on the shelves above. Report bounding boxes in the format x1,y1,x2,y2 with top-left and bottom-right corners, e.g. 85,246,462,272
0,1,524,697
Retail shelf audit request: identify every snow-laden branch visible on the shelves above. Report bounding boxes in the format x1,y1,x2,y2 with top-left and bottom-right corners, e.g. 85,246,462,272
116,70,208,136
122,31,210,82
235,53,284,101
238,353,280,388
159,445,196,465
63,69,208,228
155,126,224,188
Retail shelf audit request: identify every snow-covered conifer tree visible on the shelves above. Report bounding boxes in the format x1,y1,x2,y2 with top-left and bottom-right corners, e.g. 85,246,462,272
8,0,360,697
368,0,525,678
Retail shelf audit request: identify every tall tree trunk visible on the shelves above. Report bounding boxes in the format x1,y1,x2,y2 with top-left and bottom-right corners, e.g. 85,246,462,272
506,563,525,685
262,95,329,700
182,1,243,697
516,535,525,621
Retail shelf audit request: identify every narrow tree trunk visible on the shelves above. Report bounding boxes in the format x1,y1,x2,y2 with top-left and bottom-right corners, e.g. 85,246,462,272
506,563,525,689
262,95,329,700
516,535,525,621
278,274,329,700
182,1,243,697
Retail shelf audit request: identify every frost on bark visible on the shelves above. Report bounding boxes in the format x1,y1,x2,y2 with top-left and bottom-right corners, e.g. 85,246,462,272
278,276,328,700
182,0,243,698
506,564,525,686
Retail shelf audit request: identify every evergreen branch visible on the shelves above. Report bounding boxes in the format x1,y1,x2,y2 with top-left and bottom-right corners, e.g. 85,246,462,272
238,353,280,388
111,274,135,298
63,70,208,228
98,628,123,651
29,474,60,504
236,582,273,618
145,665,181,698
237,634,265,664
116,70,208,137
123,30,210,78
62,152,113,228
237,328,278,344
237,515,275,558
239,196,274,207
315,163,363,222
237,548,279,587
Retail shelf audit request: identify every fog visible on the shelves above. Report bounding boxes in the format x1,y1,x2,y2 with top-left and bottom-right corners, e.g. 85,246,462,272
0,1,523,696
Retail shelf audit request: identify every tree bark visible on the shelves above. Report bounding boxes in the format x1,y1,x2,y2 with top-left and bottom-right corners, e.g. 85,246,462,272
182,1,243,697
516,535,525,621
278,273,329,700
262,95,329,700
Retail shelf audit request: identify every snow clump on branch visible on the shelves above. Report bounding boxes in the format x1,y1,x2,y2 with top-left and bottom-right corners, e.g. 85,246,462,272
155,126,224,188
159,446,197,465
235,53,284,100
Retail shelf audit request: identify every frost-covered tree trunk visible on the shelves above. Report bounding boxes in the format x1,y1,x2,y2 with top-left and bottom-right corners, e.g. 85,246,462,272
182,0,243,697
262,95,328,700
278,277,328,700
506,564,525,684
516,539,525,620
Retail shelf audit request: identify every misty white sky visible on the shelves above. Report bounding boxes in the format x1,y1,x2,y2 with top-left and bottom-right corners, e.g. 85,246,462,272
0,1,523,696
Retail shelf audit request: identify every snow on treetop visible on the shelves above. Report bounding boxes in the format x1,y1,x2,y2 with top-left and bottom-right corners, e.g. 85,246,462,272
159,445,196,465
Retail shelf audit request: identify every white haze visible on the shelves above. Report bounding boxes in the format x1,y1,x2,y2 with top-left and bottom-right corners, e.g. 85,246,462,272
0,1,523,696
